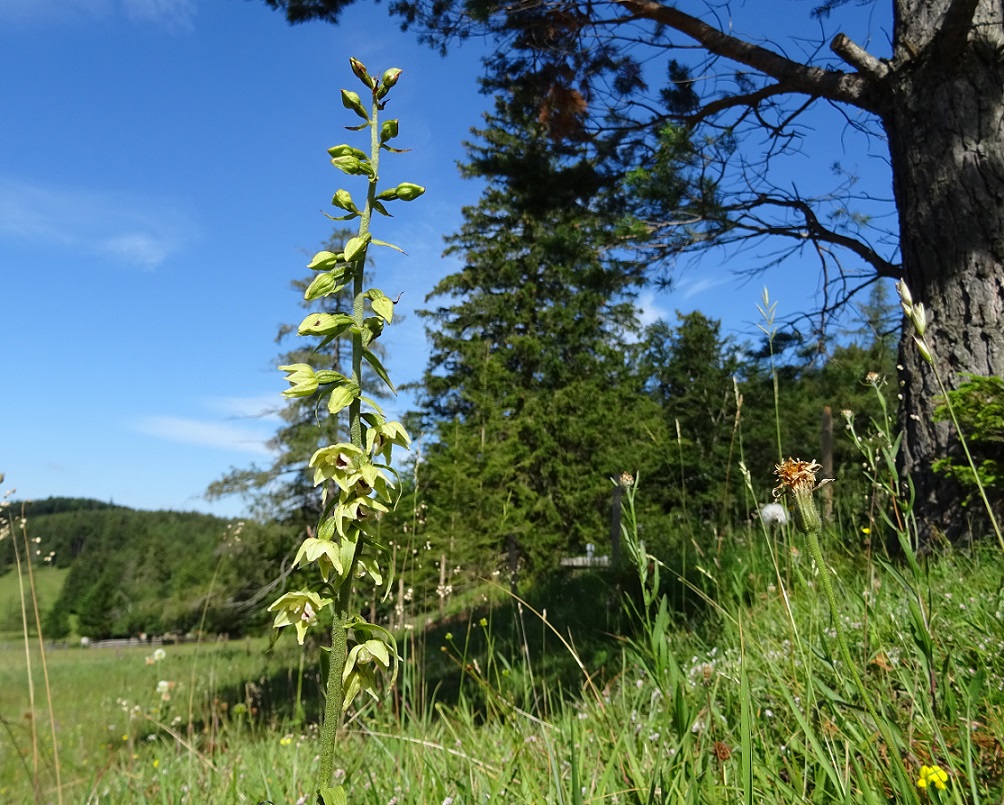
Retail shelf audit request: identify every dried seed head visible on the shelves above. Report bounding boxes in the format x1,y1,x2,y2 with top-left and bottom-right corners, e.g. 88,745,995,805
773,458,822,498
773,458,832,535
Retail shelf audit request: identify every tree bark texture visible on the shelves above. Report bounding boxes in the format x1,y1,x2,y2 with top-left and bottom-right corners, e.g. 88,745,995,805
884,0,1004,540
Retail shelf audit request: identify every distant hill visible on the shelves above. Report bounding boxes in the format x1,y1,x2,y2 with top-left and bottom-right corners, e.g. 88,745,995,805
9,496,125,518
0,497,291,640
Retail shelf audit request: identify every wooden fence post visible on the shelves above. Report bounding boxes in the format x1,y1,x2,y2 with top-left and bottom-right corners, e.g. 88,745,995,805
821,405,834,521
507,534,519,595
611,483,623,568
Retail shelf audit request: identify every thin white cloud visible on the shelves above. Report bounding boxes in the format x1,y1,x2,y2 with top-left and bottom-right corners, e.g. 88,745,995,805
204,394,284,422
636,290,668,328
0,0,195,28
121,0,195,31
0,176,195,269
100,233,171,268
678,275,730,300
134,416,272,455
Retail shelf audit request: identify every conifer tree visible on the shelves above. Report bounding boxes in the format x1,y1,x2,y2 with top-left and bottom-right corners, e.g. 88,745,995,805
639,312,742,523
414,94,663,577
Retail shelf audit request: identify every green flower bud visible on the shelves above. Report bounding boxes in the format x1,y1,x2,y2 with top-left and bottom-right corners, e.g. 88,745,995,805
393,182,425,201
340,89,370,121
330,155,373,177
377,68,402,99
298,312,353,337
344,233,371,262
349,57,375,90
307,250,343,271
380,119,399,144
327,144,367,160
331,188,359,214
304,271,337,300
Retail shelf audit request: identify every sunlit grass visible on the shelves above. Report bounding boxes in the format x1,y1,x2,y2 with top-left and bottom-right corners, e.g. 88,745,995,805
1,532,1002,803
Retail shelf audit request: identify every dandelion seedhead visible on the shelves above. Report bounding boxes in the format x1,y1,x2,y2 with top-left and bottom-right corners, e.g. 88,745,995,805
758,502,788,526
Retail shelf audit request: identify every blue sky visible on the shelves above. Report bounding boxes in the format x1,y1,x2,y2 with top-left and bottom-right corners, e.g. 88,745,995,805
1,0,894,517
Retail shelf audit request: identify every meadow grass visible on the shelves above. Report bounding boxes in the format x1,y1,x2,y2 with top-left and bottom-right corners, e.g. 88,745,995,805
2,524,1003,803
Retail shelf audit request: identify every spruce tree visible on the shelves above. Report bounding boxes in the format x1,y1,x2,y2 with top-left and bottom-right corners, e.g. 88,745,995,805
413,95,662,578
640,312,743,524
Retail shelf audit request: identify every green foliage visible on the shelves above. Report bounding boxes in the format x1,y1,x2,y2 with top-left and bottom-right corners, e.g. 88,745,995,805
40,598,70,640
409,92,663,579
406,108,898,581
0,500,276,639
0,567,68,637
624,122,732,251
5,529,1004,802
934,374,1004,493
638,312,743,524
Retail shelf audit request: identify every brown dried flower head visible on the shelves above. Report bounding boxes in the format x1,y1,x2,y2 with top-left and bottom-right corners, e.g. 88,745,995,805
773,458,823,499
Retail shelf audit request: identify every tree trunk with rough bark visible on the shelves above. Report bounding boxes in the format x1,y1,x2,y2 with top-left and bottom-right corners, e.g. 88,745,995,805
884,0,1004,541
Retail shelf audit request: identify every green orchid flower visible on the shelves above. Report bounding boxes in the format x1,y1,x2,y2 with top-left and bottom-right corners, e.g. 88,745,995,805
267,590,332,645
278,363,318,398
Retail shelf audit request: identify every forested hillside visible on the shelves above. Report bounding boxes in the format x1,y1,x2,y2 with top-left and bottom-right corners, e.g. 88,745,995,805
0,498,293,639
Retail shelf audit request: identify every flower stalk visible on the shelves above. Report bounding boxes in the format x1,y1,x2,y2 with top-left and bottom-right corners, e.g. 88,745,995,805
773,458,919,803
269,59,424,805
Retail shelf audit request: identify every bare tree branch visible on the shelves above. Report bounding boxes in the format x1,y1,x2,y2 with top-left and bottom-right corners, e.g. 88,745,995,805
831,33,889,78
632,187,900,288
742,195,901,279
613,0,882,110
687,83,794,125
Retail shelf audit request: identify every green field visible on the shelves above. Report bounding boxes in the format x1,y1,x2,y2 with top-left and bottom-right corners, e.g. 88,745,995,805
0,567,68,638
2,532,1003,803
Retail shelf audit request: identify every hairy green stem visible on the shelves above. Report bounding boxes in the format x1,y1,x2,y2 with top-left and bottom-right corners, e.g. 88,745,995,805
316,85,382,797
317,615,348,787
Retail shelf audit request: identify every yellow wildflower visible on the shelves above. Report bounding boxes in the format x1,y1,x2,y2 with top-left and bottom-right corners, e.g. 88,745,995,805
917,764,948,790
